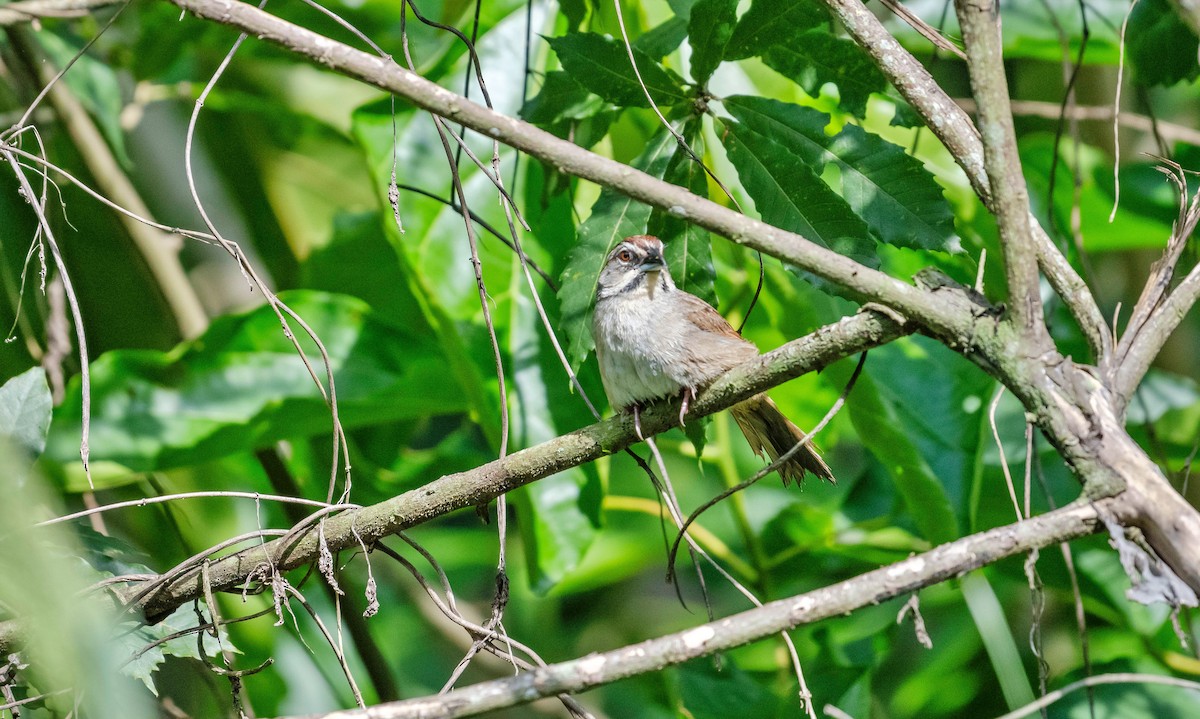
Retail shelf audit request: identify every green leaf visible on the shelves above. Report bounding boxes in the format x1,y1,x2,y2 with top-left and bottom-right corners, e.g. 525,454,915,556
520,71,606,125
828,357,959,545
717,116,874,261
0,367,52,459
687,0,739,84
648,119,717,305
1129,0,1200,87
558,129,678,370
724,96,956,252
559,0,588,30
760,30,887,117
37,33,130,166
510,261,602,594
46,291,464,489
547,32,690,108
726,0,827,61
1127,370,1200,425
636,16,690,60
117,609,236,696
678,659,780,718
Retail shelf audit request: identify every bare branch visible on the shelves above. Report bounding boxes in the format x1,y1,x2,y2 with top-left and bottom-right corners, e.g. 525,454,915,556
954,0,1046,338
0,0,119,26
277,499,1110,719
162,0,973,339
822,0,1112,362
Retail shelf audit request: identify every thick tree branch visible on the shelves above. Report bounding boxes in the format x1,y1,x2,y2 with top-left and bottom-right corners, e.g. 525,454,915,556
160,0,977,341
0,311,909,653
281,499,1110,719
822,0,1111,361
956,1,1045,337
0,0,118,25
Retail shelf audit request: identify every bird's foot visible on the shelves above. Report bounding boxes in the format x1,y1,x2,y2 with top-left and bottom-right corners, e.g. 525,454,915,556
678,386,695,428
633,403,645,440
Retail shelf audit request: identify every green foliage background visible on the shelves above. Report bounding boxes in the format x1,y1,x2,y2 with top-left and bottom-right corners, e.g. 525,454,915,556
2,0,1200,717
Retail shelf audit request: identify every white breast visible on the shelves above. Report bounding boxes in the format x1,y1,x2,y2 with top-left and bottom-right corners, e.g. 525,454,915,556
592,284,691,410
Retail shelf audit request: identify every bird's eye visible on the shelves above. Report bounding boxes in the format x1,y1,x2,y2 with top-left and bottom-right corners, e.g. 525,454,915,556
616,249,633,263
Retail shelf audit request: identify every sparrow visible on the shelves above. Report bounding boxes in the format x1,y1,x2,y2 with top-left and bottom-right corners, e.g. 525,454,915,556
591,234,834,485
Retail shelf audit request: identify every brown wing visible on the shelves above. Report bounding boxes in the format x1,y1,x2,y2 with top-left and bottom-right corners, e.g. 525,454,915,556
680,292,746,340
675,291,758,382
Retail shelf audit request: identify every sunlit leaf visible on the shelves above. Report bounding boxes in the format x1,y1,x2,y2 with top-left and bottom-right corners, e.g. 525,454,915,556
726,0,826,61
759,29,887,117
46,291,464,489
687,0,738,84
724,96,957,252
547,32,690,108
717,116,874,262
0,366,51,460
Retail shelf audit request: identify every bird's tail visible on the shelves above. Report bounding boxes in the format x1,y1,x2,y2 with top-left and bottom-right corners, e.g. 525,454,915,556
730,394,835,486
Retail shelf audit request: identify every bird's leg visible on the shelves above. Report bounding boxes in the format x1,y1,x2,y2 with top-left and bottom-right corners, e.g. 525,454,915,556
632,403,644,440
678,386,695,427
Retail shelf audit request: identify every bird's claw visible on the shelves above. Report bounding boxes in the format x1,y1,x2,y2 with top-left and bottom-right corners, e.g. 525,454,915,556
678,387,695,428
633,404,644,440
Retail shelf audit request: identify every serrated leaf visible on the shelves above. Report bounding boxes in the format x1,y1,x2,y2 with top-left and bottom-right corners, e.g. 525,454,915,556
46,291,464,489
116,610,237,696
688,0,739,84
717,116,872,256
0,367,52,459
724,96,957,252
548,32,690,108
1129,0,1200,87
726,0,827,61
761,29,887,117
559,130,678,370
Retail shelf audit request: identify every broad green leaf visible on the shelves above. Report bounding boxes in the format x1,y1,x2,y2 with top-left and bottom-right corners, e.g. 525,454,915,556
1129,0,1200,87
510,272,602,593
0,366,52,459
0,455,155,719
520,71,606,125
717,116,874,262
636,16,690,60
547,33,690,108
724,96,957,252
647,119,717,306
687,0,738,84
726,0,827,61
558,129,677,370
46,291,464,489
678,659,780,718
117,609,236,695
350,100,503,448
760,30,887,117
37,33,130,166
828,359,959,544
856,336,992,529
